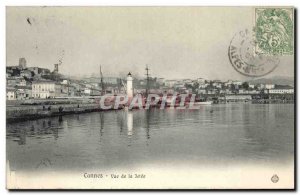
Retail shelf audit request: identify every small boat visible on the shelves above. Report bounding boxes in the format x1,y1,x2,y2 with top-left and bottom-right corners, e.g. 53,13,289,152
193,101,213,105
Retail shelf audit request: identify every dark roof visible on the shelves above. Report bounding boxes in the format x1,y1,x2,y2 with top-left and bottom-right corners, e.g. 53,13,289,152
274,85,293,89
6,87,16,92
32,80,58,84
128,72,132,76
15,86,32,90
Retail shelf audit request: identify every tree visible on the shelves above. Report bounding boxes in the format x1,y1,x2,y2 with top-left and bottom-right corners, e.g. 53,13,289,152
230,84,236,91
241,82,249,90
193,82,199,93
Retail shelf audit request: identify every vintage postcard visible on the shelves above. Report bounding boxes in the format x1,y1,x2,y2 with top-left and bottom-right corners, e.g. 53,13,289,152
6,6,295,189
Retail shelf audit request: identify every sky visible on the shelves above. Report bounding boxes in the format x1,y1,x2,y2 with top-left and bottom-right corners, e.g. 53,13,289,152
6,7,294,81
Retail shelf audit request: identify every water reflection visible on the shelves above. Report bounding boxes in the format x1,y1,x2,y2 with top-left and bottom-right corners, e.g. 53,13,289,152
100,112,104,137
18,128,26,145
116,110,149,138
7,116,65,145
127,111,133,136
145,110,151,139
6,104,294,172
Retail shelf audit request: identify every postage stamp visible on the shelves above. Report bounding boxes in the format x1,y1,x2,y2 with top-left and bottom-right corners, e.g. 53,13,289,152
255,8,294,55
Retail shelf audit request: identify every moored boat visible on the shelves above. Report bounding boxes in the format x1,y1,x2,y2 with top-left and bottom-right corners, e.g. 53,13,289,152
193,101,213,105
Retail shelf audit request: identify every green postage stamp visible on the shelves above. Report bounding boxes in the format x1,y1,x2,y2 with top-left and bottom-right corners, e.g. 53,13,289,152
255,8,294,55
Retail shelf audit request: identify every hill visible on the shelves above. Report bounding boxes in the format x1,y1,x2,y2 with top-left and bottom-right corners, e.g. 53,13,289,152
247,76,294,87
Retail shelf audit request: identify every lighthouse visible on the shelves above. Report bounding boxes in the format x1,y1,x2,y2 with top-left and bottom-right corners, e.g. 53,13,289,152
127,72,133,98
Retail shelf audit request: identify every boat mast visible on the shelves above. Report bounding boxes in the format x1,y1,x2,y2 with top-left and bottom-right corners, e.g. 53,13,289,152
145,65,150,98
100,65,105,95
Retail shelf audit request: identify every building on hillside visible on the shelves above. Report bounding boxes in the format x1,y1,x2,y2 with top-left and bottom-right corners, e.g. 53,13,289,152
16,78,31,87
157,78,165,85
15,86,32,100
238,89,247,94
6,88,16,100
225,95,252,101
71,82,85,96
265,84,275,89
164,80,177,88
83,88,91,96
7,78,18,87
32,80,61,98
197,89,207,94
248,83,255,89
83,87,101,96
232,80,242,86
257,84,265,90
248,90,260,94
197,78,205,84
60,80,75,96
212,80,223,89
224,80,233,87
268,85,294,94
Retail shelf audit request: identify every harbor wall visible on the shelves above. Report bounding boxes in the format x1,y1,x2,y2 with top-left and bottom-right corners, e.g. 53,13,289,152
6,103,117,122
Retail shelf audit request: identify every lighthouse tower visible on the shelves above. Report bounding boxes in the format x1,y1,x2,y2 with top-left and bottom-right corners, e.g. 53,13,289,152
127,72,133,98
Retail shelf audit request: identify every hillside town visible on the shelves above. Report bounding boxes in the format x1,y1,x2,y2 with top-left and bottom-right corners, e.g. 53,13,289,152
6,58,294,103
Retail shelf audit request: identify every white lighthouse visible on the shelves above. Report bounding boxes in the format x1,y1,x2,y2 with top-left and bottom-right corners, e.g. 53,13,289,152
126,72,133,98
